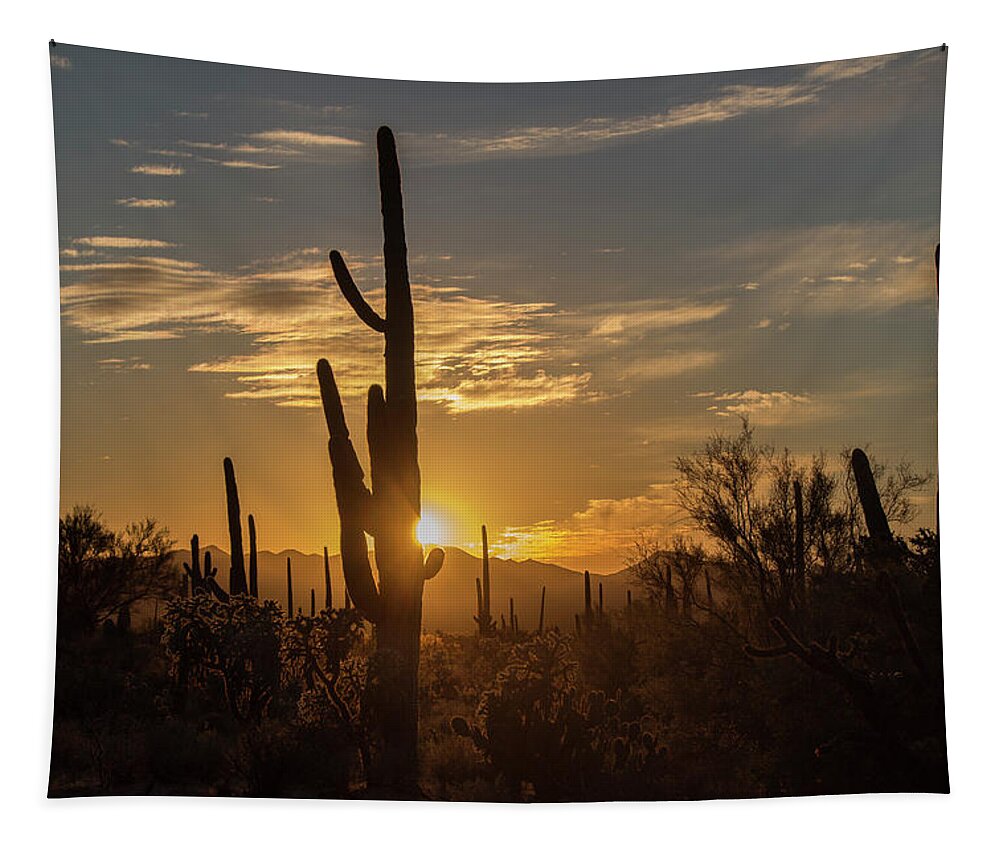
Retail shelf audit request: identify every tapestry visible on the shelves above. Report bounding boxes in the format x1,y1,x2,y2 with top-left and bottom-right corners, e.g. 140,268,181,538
49,43,948,800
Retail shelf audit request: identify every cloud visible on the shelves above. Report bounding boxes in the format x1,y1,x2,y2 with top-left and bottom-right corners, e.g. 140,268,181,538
590,301,728,338
412,83,818,162
697,389,812,423
395,55,902,163
420,371,594,413
50,54,72,71
72,236,176,249
131,164,185,176
207,159,282,170
620,350,718,381
246,129,362,148
708,223,937,314
60,248,592,412
805,55,893,82
97,357,151,371
115,198,176,209
493,483,692,562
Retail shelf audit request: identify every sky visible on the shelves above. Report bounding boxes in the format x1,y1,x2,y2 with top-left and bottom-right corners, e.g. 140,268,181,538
51,44,945,572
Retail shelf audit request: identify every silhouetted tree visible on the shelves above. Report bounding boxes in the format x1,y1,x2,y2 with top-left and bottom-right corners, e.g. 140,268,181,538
57,506,175,640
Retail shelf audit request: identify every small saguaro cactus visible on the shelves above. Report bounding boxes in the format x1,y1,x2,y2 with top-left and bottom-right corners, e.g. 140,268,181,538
311,588,316,618
286,556,294,619
474,525,494,635
223,457,249,596
248,513,259,599
324,546,333,611
182,534,228,602
538,586,546,634
584,570,593,629
315,126,445,789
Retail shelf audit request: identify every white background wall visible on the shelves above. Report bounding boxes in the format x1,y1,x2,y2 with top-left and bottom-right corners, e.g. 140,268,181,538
1,2,995,847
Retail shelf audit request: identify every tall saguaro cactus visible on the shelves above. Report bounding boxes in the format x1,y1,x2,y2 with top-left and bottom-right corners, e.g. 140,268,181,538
316,126,445,789
223,457,249,596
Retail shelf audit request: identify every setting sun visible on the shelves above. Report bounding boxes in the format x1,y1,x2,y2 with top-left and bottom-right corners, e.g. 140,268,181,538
416,509,449,545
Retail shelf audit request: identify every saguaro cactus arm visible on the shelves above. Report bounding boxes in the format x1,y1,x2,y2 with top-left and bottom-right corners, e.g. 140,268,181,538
317,359,381,623
330,250,387,333
423,547,445,580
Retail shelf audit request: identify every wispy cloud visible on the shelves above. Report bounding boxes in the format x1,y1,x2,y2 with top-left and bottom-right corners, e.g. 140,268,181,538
115,198,176,209
590,301,728,338
697,389,812,423
246,129,361,148
206,159,282,170
708,223,937,314
131,164,185,176
72,236,176,249
620,350,718,381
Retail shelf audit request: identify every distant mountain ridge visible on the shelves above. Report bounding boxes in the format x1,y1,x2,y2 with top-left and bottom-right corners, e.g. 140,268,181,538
171,545,638,633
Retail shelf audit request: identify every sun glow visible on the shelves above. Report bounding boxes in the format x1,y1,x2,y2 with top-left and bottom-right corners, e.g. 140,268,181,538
416,509,449,546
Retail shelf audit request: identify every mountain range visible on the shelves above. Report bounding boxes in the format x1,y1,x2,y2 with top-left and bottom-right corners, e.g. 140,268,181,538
172,545,639,633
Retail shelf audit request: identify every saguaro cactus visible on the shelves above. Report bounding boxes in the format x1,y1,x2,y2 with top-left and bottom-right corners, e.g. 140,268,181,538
248,513,259,599
584,570,593,628
474,525,494,635
538,586,546,634
316,126,445,789
223,457,249,596
851,448,893,547
182,534,228,602
286,556,294,619
324,546,333,611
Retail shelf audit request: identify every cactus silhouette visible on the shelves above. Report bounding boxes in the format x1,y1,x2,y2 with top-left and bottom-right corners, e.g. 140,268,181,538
248,513,258,598
851,448,893,546
793,479,805,597
324,546,333,611
223,457,249,596
182,534,228,602
474,525,495,635
584,570,593,629
315,126,445,790
286,556,293,619
538,586,546,634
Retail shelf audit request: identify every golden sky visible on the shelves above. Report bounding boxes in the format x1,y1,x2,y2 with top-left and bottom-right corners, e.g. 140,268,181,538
53,45,944,571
